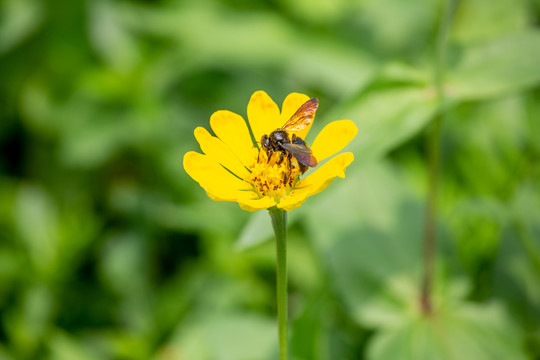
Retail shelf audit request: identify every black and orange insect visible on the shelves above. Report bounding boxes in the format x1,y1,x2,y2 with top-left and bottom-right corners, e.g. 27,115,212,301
260,98,319,179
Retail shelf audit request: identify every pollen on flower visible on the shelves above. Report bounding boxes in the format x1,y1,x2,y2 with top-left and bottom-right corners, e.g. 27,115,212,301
248,152,302,200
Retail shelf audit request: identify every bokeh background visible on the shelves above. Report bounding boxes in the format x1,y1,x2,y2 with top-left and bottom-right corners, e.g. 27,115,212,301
1,0,540,359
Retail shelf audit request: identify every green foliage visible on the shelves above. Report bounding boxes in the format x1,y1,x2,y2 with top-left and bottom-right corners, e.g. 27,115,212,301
1,0,540,359
448,31,540,100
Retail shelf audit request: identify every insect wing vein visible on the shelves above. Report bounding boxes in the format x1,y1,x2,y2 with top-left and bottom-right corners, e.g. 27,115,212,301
280,98,318,133
280,143,318,167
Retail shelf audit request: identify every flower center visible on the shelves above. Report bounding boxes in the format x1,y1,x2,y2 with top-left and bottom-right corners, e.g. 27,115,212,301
248,151,302,199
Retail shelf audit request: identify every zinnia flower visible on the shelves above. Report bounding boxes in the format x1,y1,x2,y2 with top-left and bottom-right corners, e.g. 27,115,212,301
183,91,357,211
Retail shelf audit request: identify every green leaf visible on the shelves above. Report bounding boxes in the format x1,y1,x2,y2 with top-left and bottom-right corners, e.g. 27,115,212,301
290,295,326,360
235,210,273,251
128,2,376,95
290,293,354,360
369,302,528,360
47,331,102,360
491,183,540,334
14,185,59,276
451,0,529,43
0,345,14,360
0,0,43,54
306,161,528,360
87,0,141,70
4,284,54,357
162,313,277,360
448,31,540,101
235,209,305,251
355,0,440,55
305,161,424,326
327,87,437,162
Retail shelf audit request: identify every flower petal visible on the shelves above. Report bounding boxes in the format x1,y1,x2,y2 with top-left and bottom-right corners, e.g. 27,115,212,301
276,191,309,211
296,152,354,197
194,127,249,179
183,151,252,201
280,92,312,140
310,120,358,162
210,110,254,166
238,196,276,212
247,90,281,144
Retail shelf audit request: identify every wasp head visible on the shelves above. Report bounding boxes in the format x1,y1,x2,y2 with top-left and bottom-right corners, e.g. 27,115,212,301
261,134,270,150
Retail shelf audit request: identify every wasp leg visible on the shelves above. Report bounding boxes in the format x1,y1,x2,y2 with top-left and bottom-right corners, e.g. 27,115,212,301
287,153,293,181
266,149,273,163
287,152,292,170
277,151,286,165
282,152,293,183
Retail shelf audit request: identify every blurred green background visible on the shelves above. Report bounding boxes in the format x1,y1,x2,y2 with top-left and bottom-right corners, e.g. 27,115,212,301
1,0,540,359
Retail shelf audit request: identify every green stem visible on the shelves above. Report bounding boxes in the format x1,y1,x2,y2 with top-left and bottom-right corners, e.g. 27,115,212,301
269,207,288,360
421,0,457,315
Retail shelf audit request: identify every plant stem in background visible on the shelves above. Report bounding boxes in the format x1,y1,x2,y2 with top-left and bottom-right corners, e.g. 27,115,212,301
421,0,457,315
269,207,288,360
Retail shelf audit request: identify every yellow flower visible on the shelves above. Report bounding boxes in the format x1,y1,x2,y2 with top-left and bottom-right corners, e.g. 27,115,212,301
183,91,358,211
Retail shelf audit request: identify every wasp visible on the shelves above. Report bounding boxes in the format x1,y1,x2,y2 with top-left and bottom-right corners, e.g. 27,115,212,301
260,98,319,181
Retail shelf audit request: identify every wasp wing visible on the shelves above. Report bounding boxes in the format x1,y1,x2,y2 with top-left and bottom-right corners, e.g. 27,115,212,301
280,143,318,168
280,98,318,133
